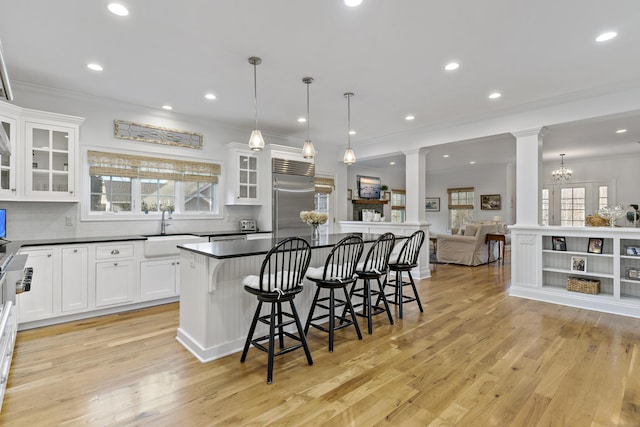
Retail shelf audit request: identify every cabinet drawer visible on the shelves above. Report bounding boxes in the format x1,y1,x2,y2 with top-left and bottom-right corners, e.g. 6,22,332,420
95,244,134,260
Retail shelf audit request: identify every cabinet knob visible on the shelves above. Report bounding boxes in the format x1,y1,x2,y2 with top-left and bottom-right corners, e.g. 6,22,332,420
111,249,120,255
11,188,15,192
73,249,78,253
176,261,180,265
69,190,74,195
47,254,52,257
114,262,118,266
171,262,175,265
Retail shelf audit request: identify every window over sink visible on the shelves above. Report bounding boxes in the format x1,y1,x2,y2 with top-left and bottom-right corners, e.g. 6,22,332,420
86,150,220,217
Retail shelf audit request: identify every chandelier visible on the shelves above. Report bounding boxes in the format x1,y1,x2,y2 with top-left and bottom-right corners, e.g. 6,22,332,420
552,153,572,183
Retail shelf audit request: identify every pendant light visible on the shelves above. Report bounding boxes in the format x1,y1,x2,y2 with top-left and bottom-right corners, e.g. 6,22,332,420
248,56,265,151
552,153,572,183
301,77,315,159
343,92,356,165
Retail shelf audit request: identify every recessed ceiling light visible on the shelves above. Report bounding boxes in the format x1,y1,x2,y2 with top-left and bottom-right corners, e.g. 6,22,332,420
596,31,617,42
204,93,216,100
445,62,459,71
616,129,627,134
390,161,396,165
107,3,129,16
349,130,356,135
443,154,450,158
488,92,501,99
297,117,306,123
469,161,476,164
86,63,103,71
405,115,415,121
162,105,173,110
344,0,363,6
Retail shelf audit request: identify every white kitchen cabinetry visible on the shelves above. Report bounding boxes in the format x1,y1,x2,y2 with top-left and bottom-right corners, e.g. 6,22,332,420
16,248,54,322
61,247,88,312
0,102,83,202
225,143,260,205
140,258,180,301
24,119,79,201
95,244,136,307
0,107,19,200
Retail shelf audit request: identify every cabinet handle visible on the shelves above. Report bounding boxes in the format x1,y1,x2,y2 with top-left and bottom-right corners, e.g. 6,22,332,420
69,190,74,195
47,254,52,257
171,262,175,265
114,262,118,266
176,261,180,265
73,249,78,253
111,249,120,255
10,188,15,192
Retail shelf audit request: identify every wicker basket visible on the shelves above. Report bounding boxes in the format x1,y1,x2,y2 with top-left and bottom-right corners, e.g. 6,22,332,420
567,277,600,294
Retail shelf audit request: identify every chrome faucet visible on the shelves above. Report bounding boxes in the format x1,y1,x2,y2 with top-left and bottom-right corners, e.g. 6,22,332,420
161,208,172,235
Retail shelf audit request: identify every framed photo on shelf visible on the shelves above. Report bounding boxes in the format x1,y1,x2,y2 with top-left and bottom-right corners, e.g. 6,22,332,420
570,256,587,273
480,194,501,210
587,238,604,254
425,197,440,212
626,267,640,280
626,246,640,256
552,236,567,251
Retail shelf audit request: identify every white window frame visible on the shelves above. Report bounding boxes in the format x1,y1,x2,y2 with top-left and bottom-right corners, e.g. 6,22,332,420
81,148,224,222
543,179,614,226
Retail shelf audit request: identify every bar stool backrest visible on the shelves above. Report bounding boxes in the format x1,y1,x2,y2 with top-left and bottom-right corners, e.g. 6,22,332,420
360,232,396,273
257,237,312,292
395,230,425,266
321,235,364,282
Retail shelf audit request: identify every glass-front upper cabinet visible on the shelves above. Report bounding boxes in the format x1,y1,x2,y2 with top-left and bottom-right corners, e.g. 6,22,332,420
238,154,258,200
25,121,77,201
0,114,17,199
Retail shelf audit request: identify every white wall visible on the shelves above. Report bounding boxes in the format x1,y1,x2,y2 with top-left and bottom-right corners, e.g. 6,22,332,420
3,83,291,240
426,164,511,234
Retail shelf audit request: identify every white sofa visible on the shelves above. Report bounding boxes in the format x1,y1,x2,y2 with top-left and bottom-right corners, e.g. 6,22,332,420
436,223,500,266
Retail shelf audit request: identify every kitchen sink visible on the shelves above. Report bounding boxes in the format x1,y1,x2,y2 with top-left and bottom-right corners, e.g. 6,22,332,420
143,234,208,257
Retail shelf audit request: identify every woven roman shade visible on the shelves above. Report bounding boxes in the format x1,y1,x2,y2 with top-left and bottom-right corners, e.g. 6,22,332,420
88,150,221,183
314,177,334,194
448,187,474,209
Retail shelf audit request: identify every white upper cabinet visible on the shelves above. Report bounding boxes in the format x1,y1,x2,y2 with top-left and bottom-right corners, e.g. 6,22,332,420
225,143,261,205
0,102,84,202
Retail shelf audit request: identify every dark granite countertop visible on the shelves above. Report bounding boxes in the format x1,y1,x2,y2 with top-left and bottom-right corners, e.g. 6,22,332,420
178,232,404,259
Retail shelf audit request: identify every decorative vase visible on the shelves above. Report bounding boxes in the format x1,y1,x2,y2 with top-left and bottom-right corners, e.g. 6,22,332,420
311,224,319,241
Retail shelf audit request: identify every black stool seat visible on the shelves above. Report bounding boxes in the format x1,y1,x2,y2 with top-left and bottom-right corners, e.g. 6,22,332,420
305,235,364,352
380,230,425,319
240,237,313,384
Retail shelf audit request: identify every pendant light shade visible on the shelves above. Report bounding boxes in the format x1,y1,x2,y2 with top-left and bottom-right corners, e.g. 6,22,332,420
248,57,265,152
343,92,356,165
301,77,315,159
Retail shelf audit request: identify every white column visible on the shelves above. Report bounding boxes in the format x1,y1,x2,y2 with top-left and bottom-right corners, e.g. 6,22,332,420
403,148,428,224
511,128,548,225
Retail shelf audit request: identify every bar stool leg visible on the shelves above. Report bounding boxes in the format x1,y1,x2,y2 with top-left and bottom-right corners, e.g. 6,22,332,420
267,303,277,384
376,277,394,325
342,287,363,340
397,270,403,319
289,300,313,366
409,271,424,312
241,301,263,363
304,287,322,335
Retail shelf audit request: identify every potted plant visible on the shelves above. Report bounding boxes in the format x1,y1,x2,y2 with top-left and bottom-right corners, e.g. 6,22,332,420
380,184,388,199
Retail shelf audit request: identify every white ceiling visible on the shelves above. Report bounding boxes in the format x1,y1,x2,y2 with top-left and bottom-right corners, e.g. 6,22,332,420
1,0,639,170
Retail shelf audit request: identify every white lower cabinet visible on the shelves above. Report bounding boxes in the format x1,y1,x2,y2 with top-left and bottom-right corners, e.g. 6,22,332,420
95,260,135,307
16,248,54,322
140,258,180,301
61,247,88,312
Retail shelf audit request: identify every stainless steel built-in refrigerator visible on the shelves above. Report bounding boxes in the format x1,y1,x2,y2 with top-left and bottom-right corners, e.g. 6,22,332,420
272,158,315,238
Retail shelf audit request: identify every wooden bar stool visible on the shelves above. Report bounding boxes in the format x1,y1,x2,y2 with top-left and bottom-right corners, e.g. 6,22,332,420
380,230,425,319
304,235,364,352
240,237,313,384
346,232,396,334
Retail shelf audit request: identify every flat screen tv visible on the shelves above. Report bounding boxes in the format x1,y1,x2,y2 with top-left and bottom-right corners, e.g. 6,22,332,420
357,175,381,200
0,208,5,240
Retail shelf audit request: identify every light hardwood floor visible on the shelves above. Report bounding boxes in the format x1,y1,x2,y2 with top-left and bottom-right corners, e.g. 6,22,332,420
2,255,640,426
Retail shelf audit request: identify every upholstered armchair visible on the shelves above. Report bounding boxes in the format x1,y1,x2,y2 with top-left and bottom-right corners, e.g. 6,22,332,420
436,223,498,266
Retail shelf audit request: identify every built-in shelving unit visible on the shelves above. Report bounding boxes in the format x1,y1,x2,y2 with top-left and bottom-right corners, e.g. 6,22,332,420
510,226,640,319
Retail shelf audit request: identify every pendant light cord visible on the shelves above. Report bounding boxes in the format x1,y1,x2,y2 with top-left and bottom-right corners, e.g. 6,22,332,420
306,82,310,141
253,61,258,130
347,93,352,149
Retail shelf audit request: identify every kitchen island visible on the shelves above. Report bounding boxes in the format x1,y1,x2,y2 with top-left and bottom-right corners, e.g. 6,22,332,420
176,233,397,362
